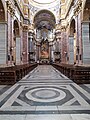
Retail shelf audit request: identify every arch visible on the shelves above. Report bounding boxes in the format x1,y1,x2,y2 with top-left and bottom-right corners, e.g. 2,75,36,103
68,19,76,64
69,19,76,36
13,20,20,37
13,20,21,65
82,0,90,21
0,0,5,22
33,10,56,63
34,9,56,22
33,9,56,29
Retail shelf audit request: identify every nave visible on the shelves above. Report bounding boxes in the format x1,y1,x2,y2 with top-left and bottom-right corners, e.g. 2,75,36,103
0,65,90,120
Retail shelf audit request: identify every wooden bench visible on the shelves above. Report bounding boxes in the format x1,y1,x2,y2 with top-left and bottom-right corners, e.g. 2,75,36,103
0,63,38,85
71,67,90,84
52,63,90,84
0,70,16,85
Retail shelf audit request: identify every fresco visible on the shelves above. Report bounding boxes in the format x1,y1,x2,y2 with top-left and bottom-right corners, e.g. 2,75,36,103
40,39,49,59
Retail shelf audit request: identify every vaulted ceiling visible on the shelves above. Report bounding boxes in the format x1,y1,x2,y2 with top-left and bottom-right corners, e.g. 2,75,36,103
29,0,60,42
34,10,56,30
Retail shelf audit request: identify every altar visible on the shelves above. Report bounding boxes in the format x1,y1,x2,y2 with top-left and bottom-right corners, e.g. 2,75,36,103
40,39,49,64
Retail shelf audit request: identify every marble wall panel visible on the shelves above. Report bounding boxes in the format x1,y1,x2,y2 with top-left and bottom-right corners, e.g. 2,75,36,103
0,23,7,64
68,36,74,64
16,37,21,65
82,23,90,64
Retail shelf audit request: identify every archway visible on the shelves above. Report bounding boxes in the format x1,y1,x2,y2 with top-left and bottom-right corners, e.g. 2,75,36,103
68,19,76,64
0,0,5,21
13,20,21,65
0,0,7,65
82,0,90,64
33,10,56,63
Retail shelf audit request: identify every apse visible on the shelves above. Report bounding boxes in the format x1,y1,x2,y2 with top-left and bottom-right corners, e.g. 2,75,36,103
34,10,56,42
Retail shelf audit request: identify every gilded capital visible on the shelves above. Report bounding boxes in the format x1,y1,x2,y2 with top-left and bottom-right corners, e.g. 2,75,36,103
61,26,66,32
74,0,82,16
6,0,15,16
23,25,28,31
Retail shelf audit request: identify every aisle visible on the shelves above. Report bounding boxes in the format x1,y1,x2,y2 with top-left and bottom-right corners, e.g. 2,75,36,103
0,65,90,120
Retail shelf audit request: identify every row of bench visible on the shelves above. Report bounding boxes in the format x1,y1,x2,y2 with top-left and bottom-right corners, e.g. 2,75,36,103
52,63,90,84
0,63,38,85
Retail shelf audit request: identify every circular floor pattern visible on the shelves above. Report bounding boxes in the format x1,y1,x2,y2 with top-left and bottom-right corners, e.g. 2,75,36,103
26,87,66,102
32,89,59,99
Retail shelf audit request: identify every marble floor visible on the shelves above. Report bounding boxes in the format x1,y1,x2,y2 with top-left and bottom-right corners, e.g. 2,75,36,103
0,65,90,120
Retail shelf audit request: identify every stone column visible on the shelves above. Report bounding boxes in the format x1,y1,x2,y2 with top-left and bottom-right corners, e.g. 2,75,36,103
78,12,82,64
22,26,28,64
53,43,55,62
7,12,12,65
74,0,82,65
61,26,67,63
7,1,15,66
51,45,55,62
51,45,54,63
16,37,21,65
36,45,39,61
34,43,37,62
0,23,7,65
59,38,61,62
75,15,80,65
68,36,74,64
82,22,90,64
49,45,51,62
29,37,33,52
20,26,23,64
39,45,41,62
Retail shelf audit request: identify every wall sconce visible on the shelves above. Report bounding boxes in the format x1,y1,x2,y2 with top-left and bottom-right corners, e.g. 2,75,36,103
64,51,67,57
10,47,14,52
64,51,67,54
22,52,25,55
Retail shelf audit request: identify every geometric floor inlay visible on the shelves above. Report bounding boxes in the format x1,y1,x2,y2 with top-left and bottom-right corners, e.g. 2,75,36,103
0,65,90,115
18,86,73,106
26,87,66,102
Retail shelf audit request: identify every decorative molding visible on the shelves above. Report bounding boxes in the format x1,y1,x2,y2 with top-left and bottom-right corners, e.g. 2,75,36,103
61,26,66,32
6,0,15,16
55,29,61,39
74,0,82,16
55,24,61,29
28,24,34,30
65,22,69,29
23,25,28,31
55,29,61,33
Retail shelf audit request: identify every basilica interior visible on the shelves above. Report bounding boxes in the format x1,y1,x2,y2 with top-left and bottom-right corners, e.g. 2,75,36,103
0,0,90,66
0,0,90,119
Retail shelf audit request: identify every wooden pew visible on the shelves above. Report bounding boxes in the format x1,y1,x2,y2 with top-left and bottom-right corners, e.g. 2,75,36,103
71,66,90,84
0,63,38,85
0,70,16,85
52,63,90,84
